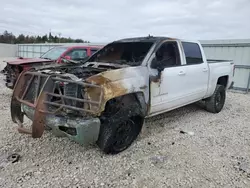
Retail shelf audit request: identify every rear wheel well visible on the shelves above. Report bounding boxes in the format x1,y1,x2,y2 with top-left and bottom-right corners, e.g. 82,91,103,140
217,76,228,87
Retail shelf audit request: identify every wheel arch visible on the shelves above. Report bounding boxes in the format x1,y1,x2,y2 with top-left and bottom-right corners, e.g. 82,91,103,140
217,75,228,88
101,92,148,118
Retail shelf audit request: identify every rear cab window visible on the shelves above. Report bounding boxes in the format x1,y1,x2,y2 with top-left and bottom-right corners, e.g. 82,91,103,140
66,48,88,60
182,42,203,65
90,49,99,55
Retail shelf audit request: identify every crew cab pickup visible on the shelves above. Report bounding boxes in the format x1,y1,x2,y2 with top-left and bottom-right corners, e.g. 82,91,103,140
3,45,102,89
10,36,234,154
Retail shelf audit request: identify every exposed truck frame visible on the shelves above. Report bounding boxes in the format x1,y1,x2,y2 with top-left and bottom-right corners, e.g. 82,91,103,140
10,36,234,154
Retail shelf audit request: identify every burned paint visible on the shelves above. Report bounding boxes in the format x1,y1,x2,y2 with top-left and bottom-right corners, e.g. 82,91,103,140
86,73,128,114
86,66,150,114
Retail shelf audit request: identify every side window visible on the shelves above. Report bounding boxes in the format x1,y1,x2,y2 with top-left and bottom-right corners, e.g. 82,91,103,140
66,49,87,60
182,42,203,65
151,41,181,69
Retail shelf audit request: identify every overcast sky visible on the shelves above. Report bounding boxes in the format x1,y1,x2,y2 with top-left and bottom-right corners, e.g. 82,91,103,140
1,0,250,42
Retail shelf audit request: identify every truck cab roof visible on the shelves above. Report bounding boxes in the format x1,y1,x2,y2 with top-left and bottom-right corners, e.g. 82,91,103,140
115,36,171,43
114,36,200,44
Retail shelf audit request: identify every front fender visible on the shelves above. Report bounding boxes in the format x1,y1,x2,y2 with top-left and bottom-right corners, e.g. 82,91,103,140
86,66,149,115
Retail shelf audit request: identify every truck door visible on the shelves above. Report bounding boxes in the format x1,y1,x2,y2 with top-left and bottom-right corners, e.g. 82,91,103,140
149,41,190,114
181,42,208,101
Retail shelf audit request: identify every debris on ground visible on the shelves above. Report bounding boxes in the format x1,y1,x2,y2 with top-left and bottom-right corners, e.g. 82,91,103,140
232,156,250,178
239,162,250,177
7,153,20,163
179,130,194,135
149,156,168,165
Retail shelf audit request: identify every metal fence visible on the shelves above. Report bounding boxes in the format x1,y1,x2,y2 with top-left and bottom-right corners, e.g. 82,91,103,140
201,39,250,92
0,43,17,57
16,39,250,92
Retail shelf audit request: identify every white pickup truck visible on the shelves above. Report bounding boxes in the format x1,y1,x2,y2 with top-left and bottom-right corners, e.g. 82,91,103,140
11,36,234,154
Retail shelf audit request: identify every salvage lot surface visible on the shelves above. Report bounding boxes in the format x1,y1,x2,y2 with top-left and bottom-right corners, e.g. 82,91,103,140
0,74,249,188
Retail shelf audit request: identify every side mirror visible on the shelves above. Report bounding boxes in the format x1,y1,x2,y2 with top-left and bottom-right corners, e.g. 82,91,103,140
151,57,158,69
64,55,71,60
151,57,163,72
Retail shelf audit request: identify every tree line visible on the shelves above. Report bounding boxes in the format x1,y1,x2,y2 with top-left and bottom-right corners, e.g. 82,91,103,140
0,30,89,44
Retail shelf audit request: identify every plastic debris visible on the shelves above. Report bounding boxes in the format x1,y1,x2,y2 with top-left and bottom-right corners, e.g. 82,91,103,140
149,156,167,164
7,153,20,163
180,130,194,136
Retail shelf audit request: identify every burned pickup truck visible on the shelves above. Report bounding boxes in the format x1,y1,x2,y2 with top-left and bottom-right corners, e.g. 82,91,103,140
11,36,234,154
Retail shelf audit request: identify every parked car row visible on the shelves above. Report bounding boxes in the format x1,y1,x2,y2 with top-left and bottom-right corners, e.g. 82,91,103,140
7,36,234,154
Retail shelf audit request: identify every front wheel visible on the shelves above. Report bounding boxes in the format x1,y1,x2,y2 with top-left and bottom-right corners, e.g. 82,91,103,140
205,84,226,113
97,116,144,154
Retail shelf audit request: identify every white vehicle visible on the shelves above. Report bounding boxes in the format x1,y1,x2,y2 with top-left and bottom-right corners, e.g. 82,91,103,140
11,36,234,154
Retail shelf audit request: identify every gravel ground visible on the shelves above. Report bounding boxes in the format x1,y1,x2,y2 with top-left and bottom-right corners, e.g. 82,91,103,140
0,73,250,188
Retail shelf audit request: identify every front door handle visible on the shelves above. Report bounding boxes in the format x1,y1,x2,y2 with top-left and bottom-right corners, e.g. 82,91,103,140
178,71,186,75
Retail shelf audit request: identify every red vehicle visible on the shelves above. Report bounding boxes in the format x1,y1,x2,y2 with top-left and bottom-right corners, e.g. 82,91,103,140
3,45,102,89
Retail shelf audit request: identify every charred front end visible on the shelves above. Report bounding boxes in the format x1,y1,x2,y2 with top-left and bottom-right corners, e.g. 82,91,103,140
11,67,105,145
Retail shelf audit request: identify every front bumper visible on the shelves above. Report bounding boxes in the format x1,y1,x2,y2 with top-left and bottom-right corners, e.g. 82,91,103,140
22,104,100,145
10,71,103,146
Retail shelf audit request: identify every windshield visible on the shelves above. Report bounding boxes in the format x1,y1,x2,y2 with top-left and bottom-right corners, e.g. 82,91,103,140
87,42,153,66
41,47,68,60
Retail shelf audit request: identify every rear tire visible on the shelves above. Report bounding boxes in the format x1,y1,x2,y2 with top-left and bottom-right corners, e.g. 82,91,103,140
205,84,226,113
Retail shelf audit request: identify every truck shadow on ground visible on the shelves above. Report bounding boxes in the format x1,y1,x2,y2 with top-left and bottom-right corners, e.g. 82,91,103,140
140,102,207,139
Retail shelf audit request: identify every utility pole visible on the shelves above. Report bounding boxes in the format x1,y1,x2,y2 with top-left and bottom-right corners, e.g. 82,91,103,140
58,32,61,43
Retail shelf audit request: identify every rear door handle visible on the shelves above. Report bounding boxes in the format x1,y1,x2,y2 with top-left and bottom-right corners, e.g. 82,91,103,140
203,68,208,72
178,71,186,75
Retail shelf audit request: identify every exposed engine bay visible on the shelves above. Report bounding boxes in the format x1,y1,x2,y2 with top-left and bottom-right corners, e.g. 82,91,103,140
37,61,129,79
18,61,130,120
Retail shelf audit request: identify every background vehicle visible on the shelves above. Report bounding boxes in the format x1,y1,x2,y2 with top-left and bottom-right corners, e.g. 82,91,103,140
3,45,102,89
10,36,234,154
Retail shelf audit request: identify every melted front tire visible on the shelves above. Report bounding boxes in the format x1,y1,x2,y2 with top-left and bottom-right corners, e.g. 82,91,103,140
97,116,143,154
96,94,145,154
